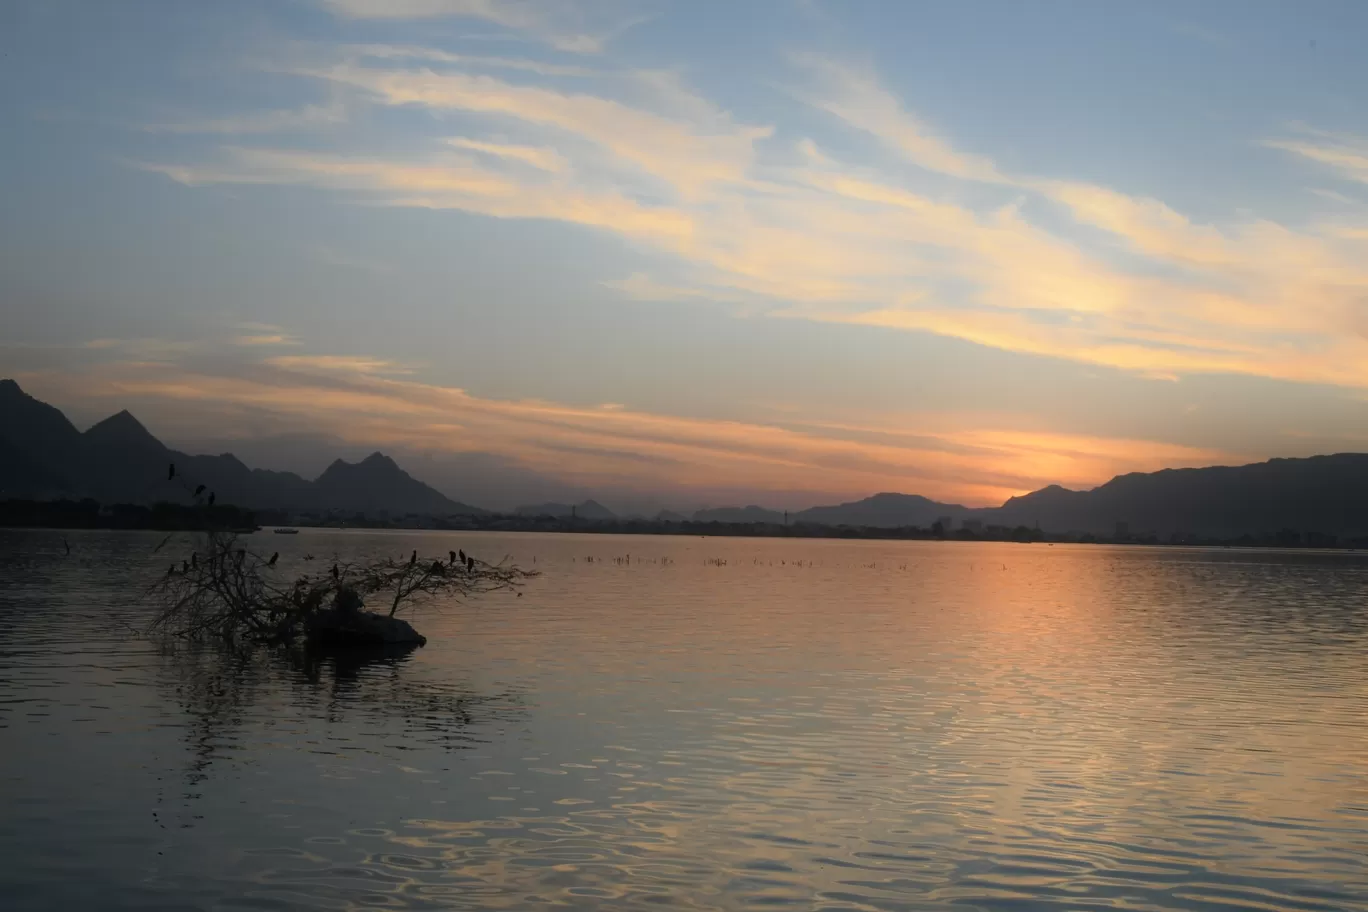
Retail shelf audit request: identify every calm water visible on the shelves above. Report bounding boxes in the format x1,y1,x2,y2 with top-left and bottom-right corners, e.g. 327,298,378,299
1,530,1366,911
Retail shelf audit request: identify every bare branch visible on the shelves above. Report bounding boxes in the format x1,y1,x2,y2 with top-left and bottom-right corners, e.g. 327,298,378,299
147,531,534,642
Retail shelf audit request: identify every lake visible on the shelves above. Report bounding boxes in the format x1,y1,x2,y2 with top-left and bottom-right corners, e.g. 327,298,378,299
1,529,1366,910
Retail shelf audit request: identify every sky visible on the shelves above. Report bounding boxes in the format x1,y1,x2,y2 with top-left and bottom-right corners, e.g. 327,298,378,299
4,0,1368,512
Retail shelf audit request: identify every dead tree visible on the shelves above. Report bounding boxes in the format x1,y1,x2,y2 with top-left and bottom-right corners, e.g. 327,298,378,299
148,529,533,642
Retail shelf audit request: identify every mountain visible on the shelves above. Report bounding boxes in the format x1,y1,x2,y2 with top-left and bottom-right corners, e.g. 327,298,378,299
987,454,1368,537
692,505,785,524
314,452,484,516
0,380,483,516
795,492,971,528
655,509,688,522
514,499,616,520
0,378,83,490
13,379,1368,537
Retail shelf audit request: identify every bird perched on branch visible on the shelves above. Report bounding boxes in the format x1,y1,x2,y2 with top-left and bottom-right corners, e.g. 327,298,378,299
208,492,216,507
194,484,206,497
190,553,197,569
168,463,176,481
331,563,339,580
430,560,444,575
459,549,466,564
268,552,278,566
449,550,457,565
409,550,417,566
466,555,475,571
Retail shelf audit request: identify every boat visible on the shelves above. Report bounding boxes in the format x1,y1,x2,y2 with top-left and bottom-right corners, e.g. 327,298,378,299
273,527,300,535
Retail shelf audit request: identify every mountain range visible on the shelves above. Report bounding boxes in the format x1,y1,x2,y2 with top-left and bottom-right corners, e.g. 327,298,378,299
5,379,1368,537
0,379,483,516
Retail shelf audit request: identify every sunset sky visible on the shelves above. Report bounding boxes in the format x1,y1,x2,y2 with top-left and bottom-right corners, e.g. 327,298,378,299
5,1,1368,510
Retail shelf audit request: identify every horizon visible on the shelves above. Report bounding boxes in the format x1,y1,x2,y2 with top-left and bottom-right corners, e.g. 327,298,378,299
9,376,1368,518
6,2,1368,510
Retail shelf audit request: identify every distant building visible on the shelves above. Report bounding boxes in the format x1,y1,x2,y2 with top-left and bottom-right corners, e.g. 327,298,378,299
1115,521,1129,539
961,519,982,533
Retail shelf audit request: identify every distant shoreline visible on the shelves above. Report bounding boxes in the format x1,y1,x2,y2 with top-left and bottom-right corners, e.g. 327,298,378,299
2,499,1362,551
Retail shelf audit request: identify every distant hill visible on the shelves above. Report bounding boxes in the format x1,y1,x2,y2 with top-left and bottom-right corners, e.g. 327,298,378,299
12,379,1368,538
514,499,616,520
795,492,970,529
988,455,1368,537
313,452,482,515
692,505,785,523
0,380,484,516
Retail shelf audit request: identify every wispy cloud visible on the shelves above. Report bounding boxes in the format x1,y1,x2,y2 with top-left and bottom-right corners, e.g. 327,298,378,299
789,54,1006,183
235,333,300,346
445,137,566,171
296,60,771,196
138,48,1368,392
318,0,650,54
1264,129,1368,185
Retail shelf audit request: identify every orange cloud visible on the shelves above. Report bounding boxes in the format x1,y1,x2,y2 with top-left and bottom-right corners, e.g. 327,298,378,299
16,353,1240,507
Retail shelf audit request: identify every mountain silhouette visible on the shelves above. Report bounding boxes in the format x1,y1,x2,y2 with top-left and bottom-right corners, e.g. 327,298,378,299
989,455,1368,537
692,505,786,523
794,492,969,528
313,452,481,515
514,499,616,520
0,380,483,515
8,380,1368,537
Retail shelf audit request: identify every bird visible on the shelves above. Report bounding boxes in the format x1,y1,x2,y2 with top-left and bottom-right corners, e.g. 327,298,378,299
409,550,417,566
207,492,216,507
430,560,444,575
182,560,189,573
459,549,467,563
267,552,278,566
193,484,206,497
331,563,339,579
62,536,70,555
168,462,176,481
449,550,457,565
190,553,197,568
466,555,475,572
167,563,176,577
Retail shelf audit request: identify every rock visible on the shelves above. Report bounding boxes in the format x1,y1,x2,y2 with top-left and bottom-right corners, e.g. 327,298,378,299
306,588,427,647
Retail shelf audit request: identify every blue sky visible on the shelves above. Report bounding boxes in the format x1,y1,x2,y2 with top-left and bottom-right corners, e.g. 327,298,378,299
5,0,1368,509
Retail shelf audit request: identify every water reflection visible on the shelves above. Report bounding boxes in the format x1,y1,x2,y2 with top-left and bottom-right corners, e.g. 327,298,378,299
156,640,525,812
3,531,1368,911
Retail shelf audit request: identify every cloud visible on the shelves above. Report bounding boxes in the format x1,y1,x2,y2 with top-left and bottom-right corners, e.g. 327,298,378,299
318,0,649,54
235,334,300,346
140,48,1368,392
341,43,600,77
298,61,771,196
789,54,1006,183
445,137,566,171
18,349,1239,506
1264,131,1368,186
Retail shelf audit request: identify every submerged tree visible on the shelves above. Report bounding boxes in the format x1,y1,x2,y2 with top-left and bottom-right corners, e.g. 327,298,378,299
148,530,534,645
